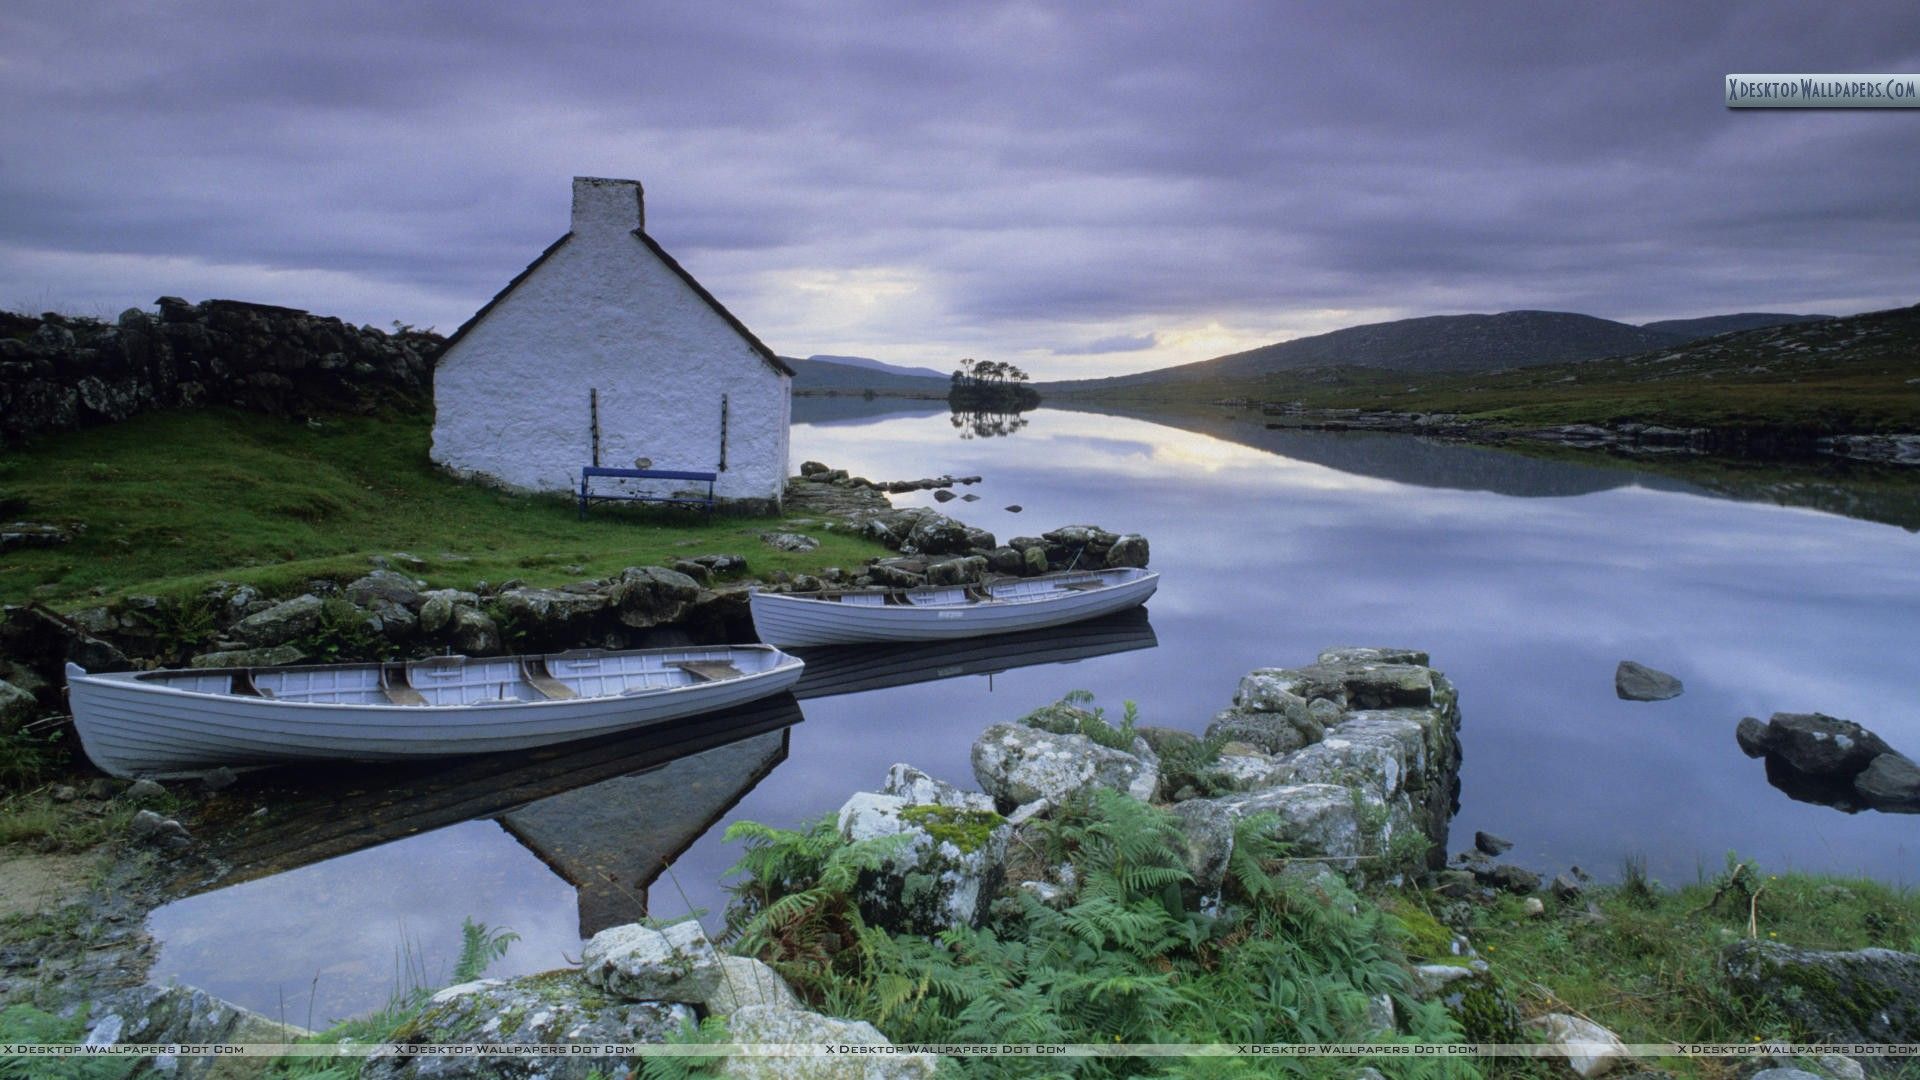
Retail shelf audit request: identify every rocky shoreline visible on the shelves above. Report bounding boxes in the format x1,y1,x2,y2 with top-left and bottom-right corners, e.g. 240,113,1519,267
0,465,1149,748
1251,403,1920,466
4,647,1918,1078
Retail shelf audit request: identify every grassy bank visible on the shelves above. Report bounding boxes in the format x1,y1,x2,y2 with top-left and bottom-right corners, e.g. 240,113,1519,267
0,408,891,607
1457,858,1919,1058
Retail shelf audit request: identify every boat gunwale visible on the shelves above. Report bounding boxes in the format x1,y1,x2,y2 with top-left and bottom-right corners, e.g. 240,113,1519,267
69,645,803,714
752,568,1157,608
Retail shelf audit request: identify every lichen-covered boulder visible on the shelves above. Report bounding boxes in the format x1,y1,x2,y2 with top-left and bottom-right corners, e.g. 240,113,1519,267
1172,783,1381,895
1737,713,1894,778
580,920,724,1004
926,554,988,586
904,514,974,555
494,586,609,636
719,1004,938,1078
230,593,324,647
1523,1012,1628,1078
837,782,1008,934
364,974,693,1080
1722,939,1920,1042
345,569,423,610
1205,707,1321,756
704,956,803,1018
189,644,307,669
971,722,1159,810
608,565,702,628
1200,744,1295,793
1105,534,1149,568
83,984,309,1079
1856,752,1920,812
0,678,38,728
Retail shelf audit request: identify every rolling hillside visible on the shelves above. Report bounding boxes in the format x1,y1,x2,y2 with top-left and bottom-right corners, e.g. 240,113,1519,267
1045,309,1830,394
785,354,951,394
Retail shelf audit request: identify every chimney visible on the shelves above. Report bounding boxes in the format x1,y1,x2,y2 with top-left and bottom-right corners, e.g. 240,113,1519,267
571,176,644,234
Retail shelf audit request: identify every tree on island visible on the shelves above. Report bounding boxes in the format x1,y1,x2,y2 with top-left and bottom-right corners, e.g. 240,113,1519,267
948,357,1040,412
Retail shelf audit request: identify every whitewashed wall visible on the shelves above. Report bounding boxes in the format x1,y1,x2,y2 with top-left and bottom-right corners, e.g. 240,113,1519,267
432,178,790,504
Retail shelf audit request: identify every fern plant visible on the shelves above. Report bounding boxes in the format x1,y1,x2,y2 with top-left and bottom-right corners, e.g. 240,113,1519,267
721,791,1480,1078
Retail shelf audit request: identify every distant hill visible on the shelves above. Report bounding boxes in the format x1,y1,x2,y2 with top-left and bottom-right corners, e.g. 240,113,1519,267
786,354,951,394
1045,309,1835,393
805,354,948,379
1639,313,1831,339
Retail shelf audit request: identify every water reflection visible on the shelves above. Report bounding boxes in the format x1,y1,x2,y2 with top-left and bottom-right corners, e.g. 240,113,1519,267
950,407,1030,439
150,615,1161,1021
151,404,1920,1022
152,699,801,1024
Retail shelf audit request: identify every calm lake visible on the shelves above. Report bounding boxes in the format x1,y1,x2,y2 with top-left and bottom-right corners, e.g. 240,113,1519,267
148,401,1920,1025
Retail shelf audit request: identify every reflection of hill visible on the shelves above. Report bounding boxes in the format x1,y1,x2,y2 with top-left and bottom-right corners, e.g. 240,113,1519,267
792,608,1158,700
1057,402,1920,530
1057,402,1699,498
792,395,948,427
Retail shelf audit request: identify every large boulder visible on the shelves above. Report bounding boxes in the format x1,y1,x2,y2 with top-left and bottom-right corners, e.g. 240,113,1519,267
82,984,309,1079
837,768,1008,933
1723,938,1920,1042
189,644,307,669
1205,707,1321,756
580,920,724,1004
1855,753,1920,812
1172,783,1381,895
703,956,803,1018
905,514,974,555
230,593,324,647
1737,713,1894,778
1523,1013,1628,1078
345,569,423,610
1614,660,1683,702
971,722,1159,810
494,586,609,638
364,976,693,1080
608,565,702,628
1105,533,1149,568
0,679,37,728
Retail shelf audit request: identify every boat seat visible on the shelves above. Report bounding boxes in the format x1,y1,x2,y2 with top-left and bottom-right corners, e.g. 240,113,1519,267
520,659,578,700
380,665,428,706
670,660,743,683
1061,580,1106,591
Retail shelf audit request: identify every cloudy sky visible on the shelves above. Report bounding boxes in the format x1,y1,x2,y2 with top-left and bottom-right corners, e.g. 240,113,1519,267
3,2,1917,378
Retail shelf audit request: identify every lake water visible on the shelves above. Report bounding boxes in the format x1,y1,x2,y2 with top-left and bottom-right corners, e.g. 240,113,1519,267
148,402,1920,1025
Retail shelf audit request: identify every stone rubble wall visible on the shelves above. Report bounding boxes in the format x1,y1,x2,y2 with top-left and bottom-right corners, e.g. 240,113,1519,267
0,298,439,447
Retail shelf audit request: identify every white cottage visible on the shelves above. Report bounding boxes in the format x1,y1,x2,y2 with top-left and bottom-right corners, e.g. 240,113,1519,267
432,177,792,506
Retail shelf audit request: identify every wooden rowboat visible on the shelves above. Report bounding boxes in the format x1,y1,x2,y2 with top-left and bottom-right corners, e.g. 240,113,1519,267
65,645,804,779
749,567,1159,647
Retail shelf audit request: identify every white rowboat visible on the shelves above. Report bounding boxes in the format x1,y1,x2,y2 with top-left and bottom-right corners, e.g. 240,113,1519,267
749,567,1159,647
66,645,805,779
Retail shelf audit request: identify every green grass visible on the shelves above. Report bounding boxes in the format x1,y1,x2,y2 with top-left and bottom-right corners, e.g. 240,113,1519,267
0,408,891,606
1445,860,1920,1076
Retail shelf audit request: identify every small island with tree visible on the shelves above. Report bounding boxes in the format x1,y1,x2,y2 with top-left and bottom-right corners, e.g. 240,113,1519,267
948,357,1041,413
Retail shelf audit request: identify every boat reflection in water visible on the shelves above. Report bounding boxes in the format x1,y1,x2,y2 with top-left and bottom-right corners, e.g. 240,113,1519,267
151,610,1157,1020
789,606,1158,698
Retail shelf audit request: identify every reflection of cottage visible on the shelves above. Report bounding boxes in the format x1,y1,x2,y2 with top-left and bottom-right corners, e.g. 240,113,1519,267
432,177,792,505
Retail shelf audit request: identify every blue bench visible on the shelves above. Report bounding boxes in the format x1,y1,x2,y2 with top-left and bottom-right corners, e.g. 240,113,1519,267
578,466,717,519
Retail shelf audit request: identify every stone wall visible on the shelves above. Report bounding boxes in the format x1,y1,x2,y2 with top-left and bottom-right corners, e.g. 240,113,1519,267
0,298,439,447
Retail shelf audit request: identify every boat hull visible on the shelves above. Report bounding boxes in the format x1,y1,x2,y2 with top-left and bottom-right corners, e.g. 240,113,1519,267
66,647,804,780
750,569,1159,647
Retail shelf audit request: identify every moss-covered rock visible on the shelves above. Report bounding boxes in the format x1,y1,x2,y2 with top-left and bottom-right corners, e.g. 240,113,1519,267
1723,938,1920,1042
